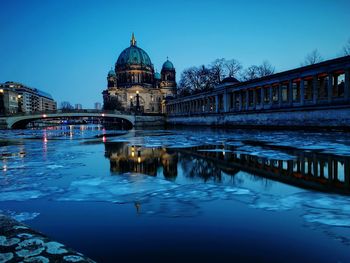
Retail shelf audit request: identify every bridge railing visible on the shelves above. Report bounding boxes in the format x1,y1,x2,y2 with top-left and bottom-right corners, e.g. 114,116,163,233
0,109,126,117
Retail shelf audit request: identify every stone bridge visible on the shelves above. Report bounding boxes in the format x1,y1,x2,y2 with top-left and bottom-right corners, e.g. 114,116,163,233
0,110,165,129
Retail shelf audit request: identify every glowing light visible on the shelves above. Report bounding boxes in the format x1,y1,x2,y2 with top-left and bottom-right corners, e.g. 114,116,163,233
17,95,21,98
136,90,139,94
0,89,3,93
42,114,47,118
102,136,106,142
43,137,48,143
101,113,105,117
137,157,141,163
131,151,135,157
130,95,133,99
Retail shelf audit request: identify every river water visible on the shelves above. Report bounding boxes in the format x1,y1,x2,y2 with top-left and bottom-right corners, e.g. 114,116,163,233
0,125,350,263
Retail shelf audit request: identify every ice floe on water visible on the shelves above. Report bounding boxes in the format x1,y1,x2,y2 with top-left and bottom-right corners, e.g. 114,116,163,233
0,210,40,222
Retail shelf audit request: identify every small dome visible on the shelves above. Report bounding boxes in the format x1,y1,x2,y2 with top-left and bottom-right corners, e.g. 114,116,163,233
221,76,239,84
108,68,116,77
154,72,161,80
162,59,174,70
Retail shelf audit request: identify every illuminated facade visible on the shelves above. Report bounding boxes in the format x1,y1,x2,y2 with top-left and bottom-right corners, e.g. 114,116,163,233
102,33,176,113
0,81,56,114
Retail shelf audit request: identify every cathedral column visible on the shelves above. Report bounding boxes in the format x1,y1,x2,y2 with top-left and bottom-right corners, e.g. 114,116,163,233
252,89,256,109
260,87,264,108
269,86,273,106
245,90,249,110
223,90,228,112
327,73,333,103
313,75,319,105
239,92,242,111
232,92,236,111
300,79,305,106
345,69,350,101
278,84,282,107
288,80,293,106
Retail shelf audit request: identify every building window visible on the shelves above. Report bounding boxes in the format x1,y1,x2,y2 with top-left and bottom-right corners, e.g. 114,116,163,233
272,85,279,103
264,86,270,103
281,83,288,102
317,74,328,100
304,78,313,101
256,88,261,105
333,73,345,98
292,81,300,102
248,90,254,106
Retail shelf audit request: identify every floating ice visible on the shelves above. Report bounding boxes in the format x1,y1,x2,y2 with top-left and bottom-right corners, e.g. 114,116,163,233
0,236,20,246
45,241,68,255
16,238,45,258
0,252,13,262
63,255,86,262
24,256,49,263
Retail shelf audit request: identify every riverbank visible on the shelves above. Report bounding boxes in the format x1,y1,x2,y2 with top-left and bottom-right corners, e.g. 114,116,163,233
0,214,95,263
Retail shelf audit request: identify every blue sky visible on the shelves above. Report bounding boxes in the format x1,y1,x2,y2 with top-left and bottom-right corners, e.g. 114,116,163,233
1,0,349,108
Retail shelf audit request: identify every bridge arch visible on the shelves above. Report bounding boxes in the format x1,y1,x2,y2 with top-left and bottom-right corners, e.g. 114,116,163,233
6,112,135,129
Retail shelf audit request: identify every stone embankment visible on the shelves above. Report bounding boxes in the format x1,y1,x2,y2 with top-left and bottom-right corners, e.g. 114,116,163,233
0,214,95,263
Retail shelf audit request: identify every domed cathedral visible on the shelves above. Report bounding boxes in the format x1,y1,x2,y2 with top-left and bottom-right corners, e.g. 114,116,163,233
103,33,176,113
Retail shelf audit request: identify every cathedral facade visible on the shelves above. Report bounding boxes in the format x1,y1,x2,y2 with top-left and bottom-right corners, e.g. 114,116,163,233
102,34,176,113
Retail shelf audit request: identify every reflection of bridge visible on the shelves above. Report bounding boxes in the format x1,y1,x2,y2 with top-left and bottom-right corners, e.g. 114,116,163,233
0,110,165,129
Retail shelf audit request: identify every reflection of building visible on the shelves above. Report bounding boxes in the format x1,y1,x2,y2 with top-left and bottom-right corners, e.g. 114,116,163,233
104,142,178,179
179,144,350,194
102,33,176,113
0,81,56,113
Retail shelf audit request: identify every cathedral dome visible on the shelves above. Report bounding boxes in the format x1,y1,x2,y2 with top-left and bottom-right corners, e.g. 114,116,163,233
116,34,152,68
108,68,116,77
162,59,174,70
154,72,161,80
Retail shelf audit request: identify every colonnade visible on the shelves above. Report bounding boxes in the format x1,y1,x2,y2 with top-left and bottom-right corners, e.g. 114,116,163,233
167,64,350,115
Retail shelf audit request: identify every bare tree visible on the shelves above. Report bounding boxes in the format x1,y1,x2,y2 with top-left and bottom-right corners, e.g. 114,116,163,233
302,49,323,66
241,61,275,81
343,38,350,56
241,65,260,81
225,59,242,77
210,58,226,83
257,60,275,76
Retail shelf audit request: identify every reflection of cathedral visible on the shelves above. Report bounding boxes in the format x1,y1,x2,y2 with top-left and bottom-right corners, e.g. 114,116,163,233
102,33,176,113
104,142,178,179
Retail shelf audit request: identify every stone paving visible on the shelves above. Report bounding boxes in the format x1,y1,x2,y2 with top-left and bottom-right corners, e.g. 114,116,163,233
0,214,95,263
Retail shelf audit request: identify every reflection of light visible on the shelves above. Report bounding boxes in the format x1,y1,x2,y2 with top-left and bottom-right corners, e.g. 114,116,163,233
223,151,225,156
131,151,135,157
137,151,141,163
102,136,106,142
3,165,7,171
44,137,48,143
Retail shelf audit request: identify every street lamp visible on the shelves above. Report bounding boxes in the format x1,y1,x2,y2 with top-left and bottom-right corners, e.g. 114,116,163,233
130,95,133,111
136,90,140,113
